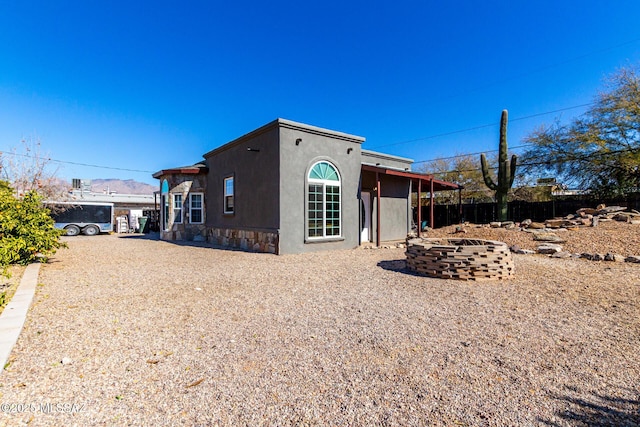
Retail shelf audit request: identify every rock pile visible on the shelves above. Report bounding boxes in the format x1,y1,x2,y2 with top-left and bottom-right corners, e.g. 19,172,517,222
539,204,640,228
488,204,640,231
481,204,640,263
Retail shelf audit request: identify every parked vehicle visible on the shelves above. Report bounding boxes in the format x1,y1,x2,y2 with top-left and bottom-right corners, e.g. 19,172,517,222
48,202,114,236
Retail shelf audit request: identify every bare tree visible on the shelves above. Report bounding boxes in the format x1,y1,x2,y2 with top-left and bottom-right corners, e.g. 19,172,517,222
419,154,494,204
520,65,640,197
0,137,70,201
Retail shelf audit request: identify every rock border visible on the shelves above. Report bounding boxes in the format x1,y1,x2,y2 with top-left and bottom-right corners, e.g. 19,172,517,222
508,243,640,263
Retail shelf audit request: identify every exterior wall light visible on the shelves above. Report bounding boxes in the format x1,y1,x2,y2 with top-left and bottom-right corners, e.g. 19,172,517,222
295,138,302,146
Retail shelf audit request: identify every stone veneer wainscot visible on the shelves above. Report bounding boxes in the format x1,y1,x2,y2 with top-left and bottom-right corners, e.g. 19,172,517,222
207,227,279,254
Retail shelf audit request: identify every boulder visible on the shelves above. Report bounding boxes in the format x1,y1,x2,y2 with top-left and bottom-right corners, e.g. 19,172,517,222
625,256,640,263
596,205,627,215
547,219,581,228
515,248,535,255
490,222,501,228
510,245,535,255
533,232,565,243
604,253,625,262
577,208,598,216
537,244,563,254
551,251,572,259
613,213,631,222
545,219,565,228
520,218,532,227
529,222,546,229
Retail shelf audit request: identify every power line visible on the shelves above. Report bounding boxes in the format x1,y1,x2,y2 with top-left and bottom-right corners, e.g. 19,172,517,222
0,151,155,174
364,38,640,152
425,147,639,176
412,144,531,165
369,102,594,152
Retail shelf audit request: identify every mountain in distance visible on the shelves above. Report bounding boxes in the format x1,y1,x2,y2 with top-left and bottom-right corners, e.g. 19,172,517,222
89,179,157,195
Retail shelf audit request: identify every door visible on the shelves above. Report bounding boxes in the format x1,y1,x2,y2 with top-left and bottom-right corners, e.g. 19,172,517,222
360,192,371,243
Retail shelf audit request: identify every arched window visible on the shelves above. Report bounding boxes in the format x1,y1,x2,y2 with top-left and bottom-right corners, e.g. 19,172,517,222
307,161,341,238
161,179,169,231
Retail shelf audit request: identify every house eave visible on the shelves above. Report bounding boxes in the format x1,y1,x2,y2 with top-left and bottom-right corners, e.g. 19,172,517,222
361,164,461,191
152,167,209,179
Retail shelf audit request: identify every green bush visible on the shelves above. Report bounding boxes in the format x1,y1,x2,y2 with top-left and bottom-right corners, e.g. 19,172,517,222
0,181,65,276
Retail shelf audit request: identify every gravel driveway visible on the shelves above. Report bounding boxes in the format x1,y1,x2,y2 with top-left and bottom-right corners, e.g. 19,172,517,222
0,234,638,426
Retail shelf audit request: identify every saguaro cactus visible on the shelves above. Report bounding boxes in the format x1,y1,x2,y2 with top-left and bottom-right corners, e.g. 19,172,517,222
480,110,517,221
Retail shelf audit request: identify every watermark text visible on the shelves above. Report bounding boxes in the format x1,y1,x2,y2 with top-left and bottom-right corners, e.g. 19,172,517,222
1,402,85,414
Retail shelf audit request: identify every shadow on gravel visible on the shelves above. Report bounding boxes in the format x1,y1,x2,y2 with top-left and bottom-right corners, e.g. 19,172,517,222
117,232,161,241
119,233,214,249
377,259,420,276
117,233,271,254
538,386,640,426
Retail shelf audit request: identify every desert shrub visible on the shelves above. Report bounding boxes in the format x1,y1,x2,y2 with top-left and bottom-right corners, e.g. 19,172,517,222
0,181,65,276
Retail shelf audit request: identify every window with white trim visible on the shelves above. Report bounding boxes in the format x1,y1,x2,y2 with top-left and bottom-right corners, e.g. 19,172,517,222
173,194,183,223
189,193,203,224
307,161,341,238
224,177,234,214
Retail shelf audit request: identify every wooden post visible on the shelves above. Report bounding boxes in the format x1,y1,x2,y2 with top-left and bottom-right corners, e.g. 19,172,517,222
417,179,422,238
429,178,434,230
458,187,463,223
376,172,381,247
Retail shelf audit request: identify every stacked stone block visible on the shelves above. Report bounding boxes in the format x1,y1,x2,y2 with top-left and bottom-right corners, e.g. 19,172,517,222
406,238,514,281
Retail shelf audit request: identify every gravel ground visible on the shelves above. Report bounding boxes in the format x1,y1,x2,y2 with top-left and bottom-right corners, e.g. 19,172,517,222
0,233,638,426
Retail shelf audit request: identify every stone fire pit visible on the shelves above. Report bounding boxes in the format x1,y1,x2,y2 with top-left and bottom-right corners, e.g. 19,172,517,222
406,238,514,281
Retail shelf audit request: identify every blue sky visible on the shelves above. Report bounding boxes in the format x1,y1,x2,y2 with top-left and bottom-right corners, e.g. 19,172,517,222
1,1,639,186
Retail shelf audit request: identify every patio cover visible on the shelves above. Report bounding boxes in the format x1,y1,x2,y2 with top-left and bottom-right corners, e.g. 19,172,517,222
361,164,462,245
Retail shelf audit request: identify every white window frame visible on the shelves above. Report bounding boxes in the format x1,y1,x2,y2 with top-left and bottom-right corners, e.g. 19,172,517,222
307,161,342,240
173,193,183,224
224,176,234,214
189,193,204,224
